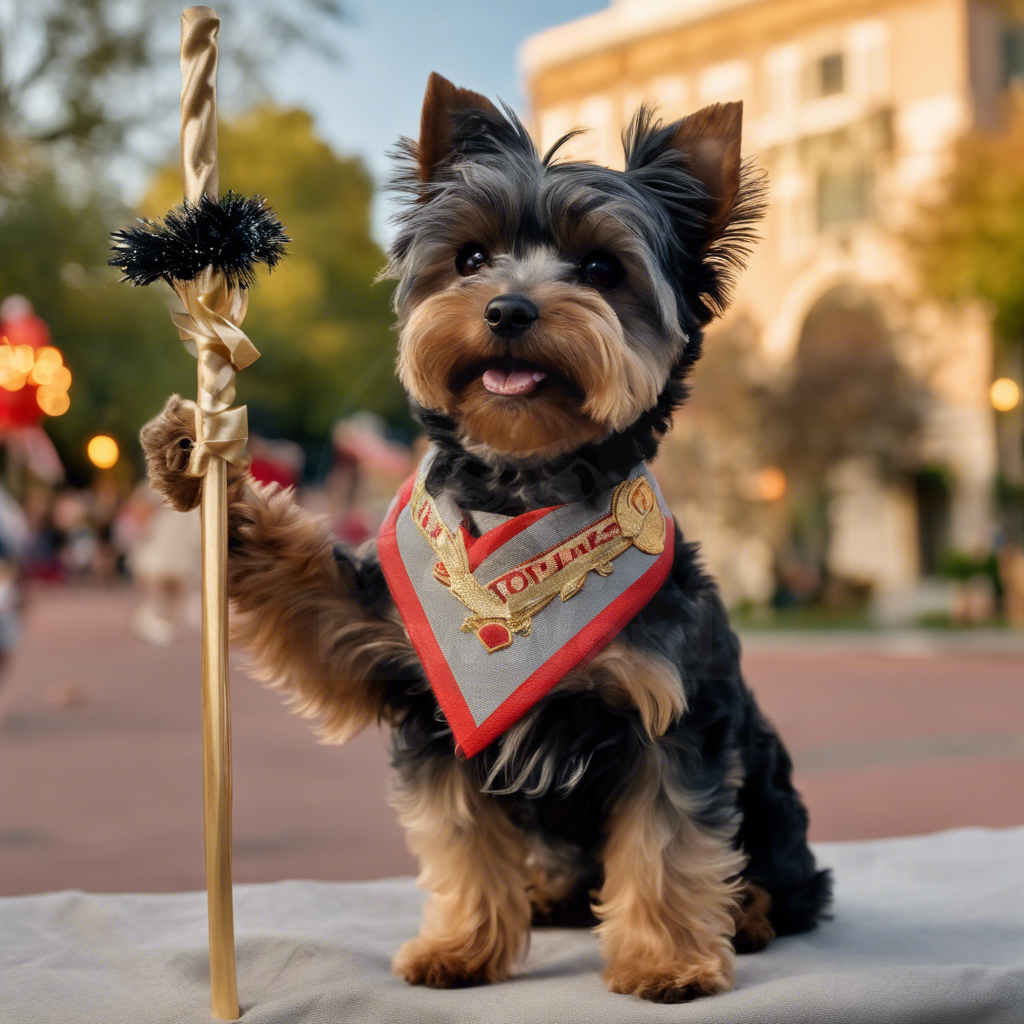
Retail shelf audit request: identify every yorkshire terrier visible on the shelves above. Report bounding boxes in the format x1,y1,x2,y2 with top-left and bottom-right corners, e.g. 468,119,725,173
141,72,831,1003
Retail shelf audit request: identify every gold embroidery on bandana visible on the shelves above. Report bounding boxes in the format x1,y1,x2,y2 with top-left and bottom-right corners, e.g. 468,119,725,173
409,476,666,653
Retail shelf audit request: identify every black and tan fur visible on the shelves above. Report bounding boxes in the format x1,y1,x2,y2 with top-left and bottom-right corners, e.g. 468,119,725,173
142,72,830,1003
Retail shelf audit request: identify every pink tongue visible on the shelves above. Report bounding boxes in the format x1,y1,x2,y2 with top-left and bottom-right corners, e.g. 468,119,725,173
482,367,545,396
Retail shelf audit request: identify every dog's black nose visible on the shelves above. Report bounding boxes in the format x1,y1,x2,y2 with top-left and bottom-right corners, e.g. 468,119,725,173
485,294,538,338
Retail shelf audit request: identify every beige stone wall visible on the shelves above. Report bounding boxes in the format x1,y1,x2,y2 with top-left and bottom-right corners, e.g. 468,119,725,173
524,0,980,346
522,0,1006,598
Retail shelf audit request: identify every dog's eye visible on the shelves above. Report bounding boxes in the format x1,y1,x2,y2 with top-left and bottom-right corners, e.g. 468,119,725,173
455,244,489,276
580,251,625,291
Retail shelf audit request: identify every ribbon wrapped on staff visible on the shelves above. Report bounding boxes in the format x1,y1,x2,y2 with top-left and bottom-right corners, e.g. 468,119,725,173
171,269,260,476
109,193,286,476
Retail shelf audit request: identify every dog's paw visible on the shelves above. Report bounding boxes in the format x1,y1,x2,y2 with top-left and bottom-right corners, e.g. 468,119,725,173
140,395,202,512
732,883,776,954
733,916,775,954
392,937,505,988
603,959,732,1003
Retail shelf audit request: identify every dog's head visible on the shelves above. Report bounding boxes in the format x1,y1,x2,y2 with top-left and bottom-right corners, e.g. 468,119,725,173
384,73,764,465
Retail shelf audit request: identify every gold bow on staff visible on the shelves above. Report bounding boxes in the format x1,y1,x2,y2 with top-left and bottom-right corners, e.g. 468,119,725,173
110,6,287,1019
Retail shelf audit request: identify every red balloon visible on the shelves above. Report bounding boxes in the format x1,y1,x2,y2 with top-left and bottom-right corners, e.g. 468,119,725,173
0,383,43,429
1,314,50,350
0,313,52,429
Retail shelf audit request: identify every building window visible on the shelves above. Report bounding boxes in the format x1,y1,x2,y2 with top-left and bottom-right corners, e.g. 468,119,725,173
1003,24,1024,88
805,51,845,99
820,53,845,95
817,166,873,228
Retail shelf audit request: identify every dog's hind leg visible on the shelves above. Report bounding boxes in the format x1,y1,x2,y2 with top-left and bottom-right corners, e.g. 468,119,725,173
391,760,532,987
732,882,776,953
595,746,745,1002
735,708,833,937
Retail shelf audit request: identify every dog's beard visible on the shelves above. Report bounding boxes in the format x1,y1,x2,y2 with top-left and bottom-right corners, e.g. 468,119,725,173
397,281,666,459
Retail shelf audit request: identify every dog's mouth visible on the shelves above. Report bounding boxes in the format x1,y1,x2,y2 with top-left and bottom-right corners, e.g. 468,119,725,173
482,364,546,396
452,358,582,401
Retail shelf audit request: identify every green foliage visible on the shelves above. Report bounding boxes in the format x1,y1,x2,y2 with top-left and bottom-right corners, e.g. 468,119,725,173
142,105,405,445
0,106,404,481
0,2,401,482
911,97,1024,343
0,0,344,169
937,549,1001,594
0,170,194,480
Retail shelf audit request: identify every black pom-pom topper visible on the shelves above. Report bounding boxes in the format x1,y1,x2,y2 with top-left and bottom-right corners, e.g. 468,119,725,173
109,191,289,291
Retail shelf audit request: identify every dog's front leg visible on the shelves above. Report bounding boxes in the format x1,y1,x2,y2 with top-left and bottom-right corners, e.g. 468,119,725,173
391,760,532,987
140,395,404,742
595,746,745,1002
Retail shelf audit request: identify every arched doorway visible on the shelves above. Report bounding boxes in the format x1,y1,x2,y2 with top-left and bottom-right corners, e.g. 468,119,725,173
774,284,926,595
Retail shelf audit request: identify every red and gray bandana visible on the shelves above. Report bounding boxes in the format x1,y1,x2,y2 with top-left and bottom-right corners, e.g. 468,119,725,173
378,449,675,757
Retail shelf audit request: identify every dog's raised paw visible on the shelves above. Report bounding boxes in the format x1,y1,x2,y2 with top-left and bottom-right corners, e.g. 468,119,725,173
139,394,202,512
392,937,504,988
603,960,731,1002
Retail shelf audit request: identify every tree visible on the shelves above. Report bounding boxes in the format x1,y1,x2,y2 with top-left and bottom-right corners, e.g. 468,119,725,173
141,105,406,447
0,0,344,187
911,96,1024,346
0,168,194,482
0,106,404,482
909,92,1024,537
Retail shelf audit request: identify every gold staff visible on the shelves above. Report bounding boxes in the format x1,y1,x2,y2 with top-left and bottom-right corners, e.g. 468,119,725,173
112,5,286,1016
180,7,238,1018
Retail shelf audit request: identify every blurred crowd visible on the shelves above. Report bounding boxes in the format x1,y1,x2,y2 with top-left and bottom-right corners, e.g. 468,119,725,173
1,414,1019,651
0,413,417,654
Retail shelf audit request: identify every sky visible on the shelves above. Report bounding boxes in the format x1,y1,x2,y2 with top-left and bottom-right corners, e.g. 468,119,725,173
262,0,608,244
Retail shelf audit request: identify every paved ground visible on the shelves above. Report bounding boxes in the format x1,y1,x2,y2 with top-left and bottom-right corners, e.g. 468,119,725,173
1,584,1022,896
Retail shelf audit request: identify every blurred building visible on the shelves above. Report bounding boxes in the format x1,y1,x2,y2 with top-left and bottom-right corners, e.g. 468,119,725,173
522,0,1021,610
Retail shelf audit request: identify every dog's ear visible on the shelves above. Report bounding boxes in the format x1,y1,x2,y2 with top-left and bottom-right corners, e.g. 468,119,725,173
669,102,743,239
417,72,500,182
626,101,744,245
625,101,764,322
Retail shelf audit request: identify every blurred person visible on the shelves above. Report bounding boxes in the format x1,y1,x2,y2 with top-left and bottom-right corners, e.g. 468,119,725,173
51,489,96,578
21,486,62,582
90,477,124,581
327,413,414,543
124,483,200,646
1000,544,1024,628
772,553,822,610
248,435,305,492
0,481,29,709
326,447,372,545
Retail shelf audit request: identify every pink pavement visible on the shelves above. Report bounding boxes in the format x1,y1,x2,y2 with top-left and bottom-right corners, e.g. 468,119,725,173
0,585,1021,896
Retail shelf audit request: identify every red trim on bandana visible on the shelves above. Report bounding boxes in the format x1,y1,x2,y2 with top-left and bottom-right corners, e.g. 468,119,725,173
377,473,675,758
378,473,478,748
463,504,559,571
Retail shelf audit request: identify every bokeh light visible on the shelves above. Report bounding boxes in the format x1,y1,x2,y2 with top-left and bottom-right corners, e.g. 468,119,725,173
30,347,64,386
0,347,21,390
47,365,72,393
36,389,70,417
0,341,70,409
756,467,787,502
87,435,119,469
12,345,34,374
990,377,1020,412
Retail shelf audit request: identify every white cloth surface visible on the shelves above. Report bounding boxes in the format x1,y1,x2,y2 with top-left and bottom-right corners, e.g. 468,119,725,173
2,826,1022,1024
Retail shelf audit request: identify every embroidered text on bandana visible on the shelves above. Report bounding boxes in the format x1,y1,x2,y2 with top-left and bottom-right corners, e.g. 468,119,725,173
378,451,675,757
